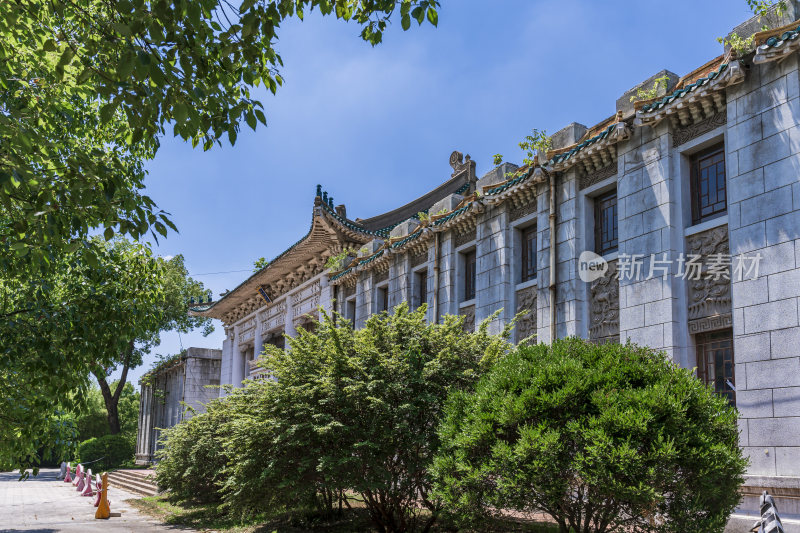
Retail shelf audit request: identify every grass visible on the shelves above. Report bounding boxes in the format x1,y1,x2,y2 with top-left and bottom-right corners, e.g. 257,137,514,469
128,495,562,532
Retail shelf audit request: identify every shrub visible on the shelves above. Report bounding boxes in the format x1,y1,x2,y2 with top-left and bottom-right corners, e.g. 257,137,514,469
433,338,747,533
220,303,513,531
78,433,134,472
155,400,230,502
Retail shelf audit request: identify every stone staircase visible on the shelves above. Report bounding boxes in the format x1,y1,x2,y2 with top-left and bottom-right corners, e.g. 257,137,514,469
106,469,159,497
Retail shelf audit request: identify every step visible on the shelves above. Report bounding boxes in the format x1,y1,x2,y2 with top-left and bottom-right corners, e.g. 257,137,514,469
108,469,156,484
106,472,159,497
106,473,157,491
106,478,159,497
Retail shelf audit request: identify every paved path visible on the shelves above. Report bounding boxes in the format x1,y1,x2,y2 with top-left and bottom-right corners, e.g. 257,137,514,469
0,469,189,532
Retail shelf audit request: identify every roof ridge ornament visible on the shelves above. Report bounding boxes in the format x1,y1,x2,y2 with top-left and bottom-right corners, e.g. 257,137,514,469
449,150,475,178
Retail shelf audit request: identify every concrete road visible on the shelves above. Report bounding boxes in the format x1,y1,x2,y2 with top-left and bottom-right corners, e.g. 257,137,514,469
0,469,189,532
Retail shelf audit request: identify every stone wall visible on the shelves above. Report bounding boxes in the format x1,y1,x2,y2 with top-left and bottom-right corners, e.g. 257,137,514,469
135,347,222,465
727,51,800,500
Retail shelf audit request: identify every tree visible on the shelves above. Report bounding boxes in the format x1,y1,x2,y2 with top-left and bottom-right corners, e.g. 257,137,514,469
0,237,210,471
72,382,141,441
433,338,747,533
157,303,513,532
0,0,441,266
86,239,212,435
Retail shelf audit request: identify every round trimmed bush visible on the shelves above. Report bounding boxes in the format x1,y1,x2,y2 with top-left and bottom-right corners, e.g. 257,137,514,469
433,338,747,533
78,433,134,471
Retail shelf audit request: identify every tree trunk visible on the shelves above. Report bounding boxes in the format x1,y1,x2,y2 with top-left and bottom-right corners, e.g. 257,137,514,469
93,340,134,435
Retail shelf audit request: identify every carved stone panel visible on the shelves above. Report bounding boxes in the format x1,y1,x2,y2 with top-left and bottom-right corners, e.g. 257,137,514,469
342,284,356,299
673,111,726,147
410,249,428,268
460,305,475,333
509,200,537,222
374,269,389,284
589,260,620,344
515,286,537,343
454,228,476,248
686,225,732,333
579,164,617,191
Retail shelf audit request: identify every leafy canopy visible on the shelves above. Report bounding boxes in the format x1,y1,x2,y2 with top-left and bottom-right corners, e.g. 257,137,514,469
0,0,440,267
0,237,210,471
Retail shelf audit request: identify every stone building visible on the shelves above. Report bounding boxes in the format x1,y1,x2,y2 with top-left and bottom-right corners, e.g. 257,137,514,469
135,347,222,465
189,10,800,525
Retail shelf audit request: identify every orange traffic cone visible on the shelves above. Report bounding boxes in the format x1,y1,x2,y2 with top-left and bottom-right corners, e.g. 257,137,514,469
95,473,110,519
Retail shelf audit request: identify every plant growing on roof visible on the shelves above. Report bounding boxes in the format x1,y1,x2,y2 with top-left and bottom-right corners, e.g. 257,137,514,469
747,0,787,18
630,75,671,103
417,211,431,222
324,248,357,271
252,257,270,271
518,129,552,167
492,154,503,166
717,1,788,56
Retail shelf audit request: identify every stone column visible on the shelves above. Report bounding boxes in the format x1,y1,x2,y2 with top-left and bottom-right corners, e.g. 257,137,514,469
251,324,263,378
230,328,243,387
218,333,231,397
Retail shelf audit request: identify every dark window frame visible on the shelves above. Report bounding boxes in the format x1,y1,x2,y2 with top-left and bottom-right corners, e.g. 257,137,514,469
463,250,476,302
414,269,428,309
690,144,727,225
345,298,356,324
520,225,537,283
376,285,389,313
696,328,735,405
594,190,618,256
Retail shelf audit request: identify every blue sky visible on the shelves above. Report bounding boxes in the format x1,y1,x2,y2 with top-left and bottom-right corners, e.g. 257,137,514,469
118,0,756,387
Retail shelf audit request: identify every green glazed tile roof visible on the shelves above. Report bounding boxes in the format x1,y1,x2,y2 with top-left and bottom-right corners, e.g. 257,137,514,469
764,24,800,47
372,210,427,238
550,124,617,165
330,267,353,281
359,249,385,265
485,167,535,195
640,63,729,113
320,202,380,236
432,205,470,225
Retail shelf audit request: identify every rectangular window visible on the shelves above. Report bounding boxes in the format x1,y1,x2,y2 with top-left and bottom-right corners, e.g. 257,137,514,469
463,250,476,301
594,190,618,256
377,286,388,313
696,329,735,405
691,144,727,225
520,225,537,282
414,270,427,309
346,298,356,324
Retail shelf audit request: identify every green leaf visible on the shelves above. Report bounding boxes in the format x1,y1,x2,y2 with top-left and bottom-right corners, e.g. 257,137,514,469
111,22,131,36
103,227,114,240
239,0,256,13
426,8,438,26
245,110,257,130
173,102,188,124
99,103,116,124
401,14,411,31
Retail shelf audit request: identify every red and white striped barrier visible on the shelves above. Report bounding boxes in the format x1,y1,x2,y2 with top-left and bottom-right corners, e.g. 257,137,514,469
75,465,85,492
93,474,102,507
64,462,72,483
81,469,94,497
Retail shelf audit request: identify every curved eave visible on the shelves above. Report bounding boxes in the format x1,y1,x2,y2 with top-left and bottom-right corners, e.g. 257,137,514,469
194,201,373,321
634,61,745,127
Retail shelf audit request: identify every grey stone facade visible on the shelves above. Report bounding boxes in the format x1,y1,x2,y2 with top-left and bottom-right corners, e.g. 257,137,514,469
135,347,221,465
188,11,800,525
